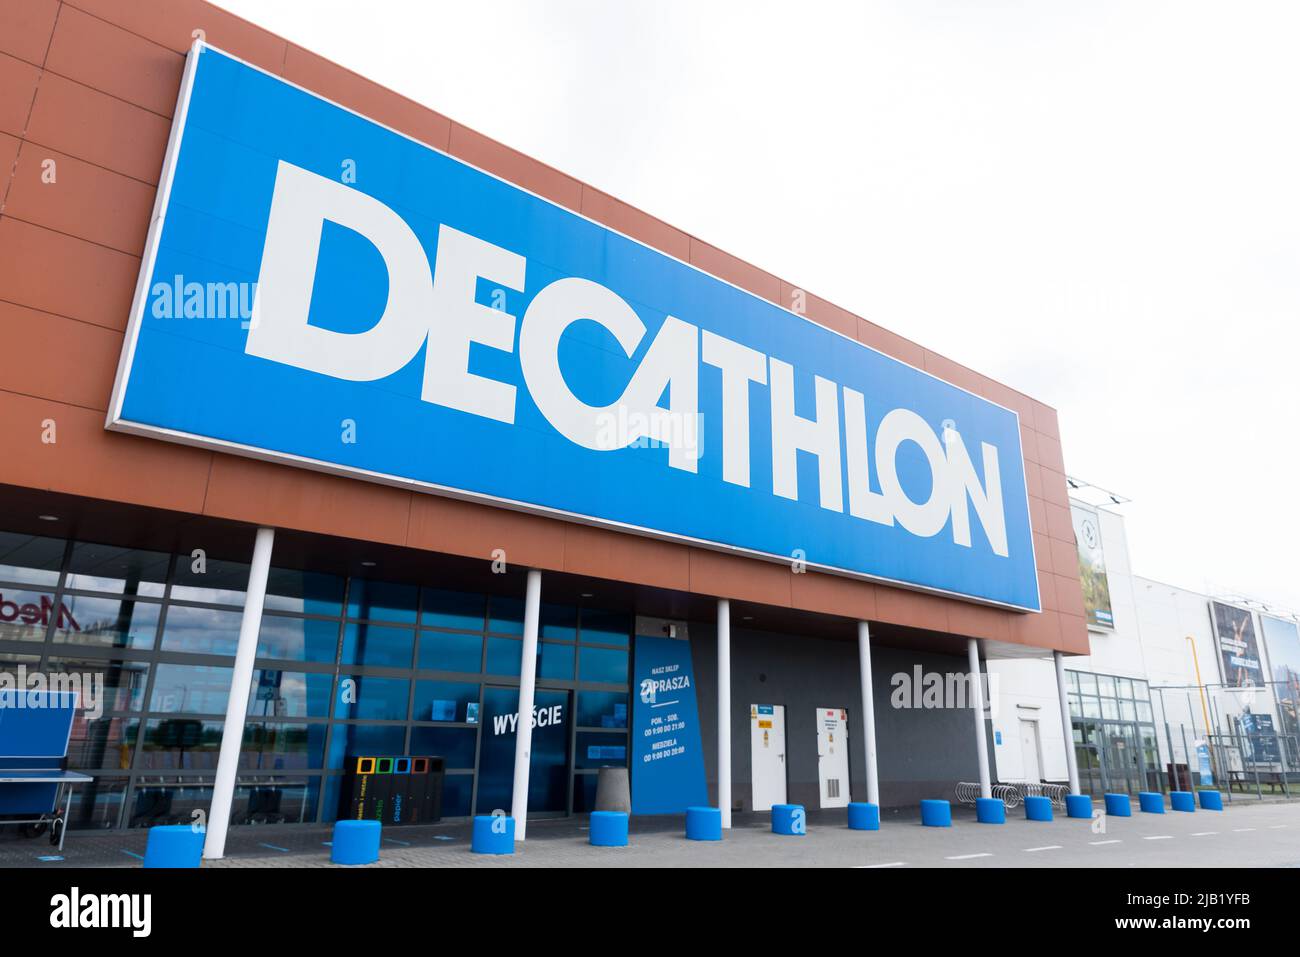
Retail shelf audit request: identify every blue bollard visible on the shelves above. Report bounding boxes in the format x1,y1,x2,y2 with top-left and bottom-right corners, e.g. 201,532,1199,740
685,806,722,841
1169,791,1195,813
1138,791,1165,814
1024,795,1053,821
976,797,1005,824
1198,790,1223,811
771,804,806,835
143,824,204,868
1104,793,1132,817
1066,794,1093,819
847,802,880,830
920,799,952,827
470,814,515,854
330,819,381,865
589,811,628,847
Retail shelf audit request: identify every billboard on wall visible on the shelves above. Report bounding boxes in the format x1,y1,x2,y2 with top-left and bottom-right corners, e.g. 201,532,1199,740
108,43,1040,611
1210,601,1264,689
1261,615,1300,737
1070,504,1113,629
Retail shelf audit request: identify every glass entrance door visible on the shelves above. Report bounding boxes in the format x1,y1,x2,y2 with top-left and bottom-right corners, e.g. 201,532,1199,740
1101,720,1144,795
474,687,571,816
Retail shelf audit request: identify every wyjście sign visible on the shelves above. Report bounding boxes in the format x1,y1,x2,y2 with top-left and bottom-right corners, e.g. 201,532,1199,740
109,44,1040,611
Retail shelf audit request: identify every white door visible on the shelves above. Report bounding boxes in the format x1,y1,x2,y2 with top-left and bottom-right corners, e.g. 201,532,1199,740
750,704,787,811
1019,718,1042,782
815,707,850,808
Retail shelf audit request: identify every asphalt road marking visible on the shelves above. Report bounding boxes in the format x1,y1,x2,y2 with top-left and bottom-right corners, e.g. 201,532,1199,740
856,861,906,868
1024,845,1061,852
1090,839,1122,845
1269,824,1287,829
1191,832,1218,837
1232,828,1257,833
1144,835,1173,840
946,852,993,860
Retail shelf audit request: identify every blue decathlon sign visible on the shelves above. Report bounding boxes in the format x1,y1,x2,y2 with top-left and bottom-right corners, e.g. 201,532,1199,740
631,635,707,814
109,44,1040,611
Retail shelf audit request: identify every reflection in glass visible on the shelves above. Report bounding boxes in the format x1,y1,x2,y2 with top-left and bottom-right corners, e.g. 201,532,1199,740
138,717,222,769
328,724,406,769
485,637,521,675
46,657,150,713
53,595,160,649
159,604,244,656
66,717,140,769
0,531,64,587
537,642,574,680
341,622,415,668
149,663,233,714
412,680,479,722
346,579,418,624
263,568,344,616
170,553,251,605
65,541,168,596
257,614,340,663
421,588,485,632
246,669,333,718
0,588,60,641
579,646,628,684
579,608,631,646
409,726,476,767
577,691,629,728
336,675,409,721
418,630,482,673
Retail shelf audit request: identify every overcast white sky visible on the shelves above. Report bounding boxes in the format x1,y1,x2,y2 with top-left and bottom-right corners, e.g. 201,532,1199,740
214,0,1300,613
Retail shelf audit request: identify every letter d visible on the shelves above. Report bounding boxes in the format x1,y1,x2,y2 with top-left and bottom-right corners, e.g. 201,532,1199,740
246,161,433,380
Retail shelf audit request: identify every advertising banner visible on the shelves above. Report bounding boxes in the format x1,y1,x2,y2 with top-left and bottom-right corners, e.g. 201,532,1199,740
630,634,707,814
1260,615,1300,737
108,44,1040,611
1070,504,1113,629
1210,601,1264,689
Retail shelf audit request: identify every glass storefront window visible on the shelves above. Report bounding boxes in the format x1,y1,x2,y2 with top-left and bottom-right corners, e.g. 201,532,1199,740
1082,696,1102,718
67,777,127,829
1117,677,1134,700
138,717,223,769
485,637,522,675
241,722,327,770
159,604,245,656
347,579,418,624
541,603,577,640
579,608,631,646
577,691,629,728
441,772,473,817
537,641,575,680
65,542,168,596
1101,698,1120,720
247,669,333,718
487,596,524,635
1078,672,1099,696
0,587,60,641
328,724,407,769
150,664,234,714
170,554,250,606
412,680,479,722
1097,675,1117,698
0,532,64,587
128,778,214,828
66,717,140,770
420,588,485,632
263,569,344,617
233,777,320,825
46,657,149,713
257,614,340,663
336,675,409,721
409,726,477,768
52,595,160,649
341,622,415,668
579,646,628,684
575,731,628,769
417,630,482,673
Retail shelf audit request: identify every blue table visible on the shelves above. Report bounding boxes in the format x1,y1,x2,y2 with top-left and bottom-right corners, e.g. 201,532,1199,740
0,769,93,851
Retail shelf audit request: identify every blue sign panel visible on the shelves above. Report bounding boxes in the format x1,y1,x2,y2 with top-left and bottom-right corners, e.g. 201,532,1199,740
109,43,1040,611
631,635,707,814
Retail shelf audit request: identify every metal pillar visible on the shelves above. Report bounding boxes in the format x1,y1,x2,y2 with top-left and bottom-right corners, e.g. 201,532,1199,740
967,637,992,799
858,621,880,805
1053,651,1081,794
203,526,275,860
717,598,732,828
510,569,542,839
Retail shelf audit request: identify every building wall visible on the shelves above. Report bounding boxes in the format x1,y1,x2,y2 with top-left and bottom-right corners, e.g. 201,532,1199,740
689,624,979,808
0,0,1085,653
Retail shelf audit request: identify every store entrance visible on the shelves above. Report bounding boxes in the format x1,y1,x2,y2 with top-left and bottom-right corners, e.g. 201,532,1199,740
474,687,571,816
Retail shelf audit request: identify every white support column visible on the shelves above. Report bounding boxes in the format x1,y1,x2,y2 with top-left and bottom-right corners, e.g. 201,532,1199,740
1054,651,1081,794
857,621,880,806
967,637,992,800
717,598,732,828
510,568,542,840
203,526,275,860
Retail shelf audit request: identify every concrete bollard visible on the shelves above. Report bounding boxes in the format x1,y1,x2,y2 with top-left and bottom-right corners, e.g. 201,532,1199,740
976,797,1005,824
1169,791,1196,813
920,799,952,827
771,804,806,835
588,811,629,847
685,806,722,841
847,802,880,830
1138,791,1165,814
1024,795,1053,821
1065,794,1093,819
470,814,515,854
330,820,381,866
1198,790,1224,811
593,767,631,814
143,825,204,868
1103,793,1132,817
